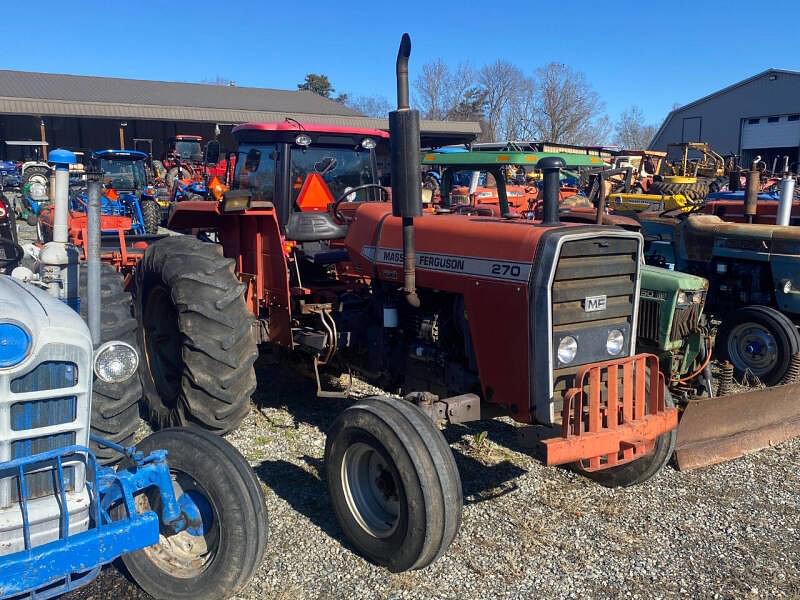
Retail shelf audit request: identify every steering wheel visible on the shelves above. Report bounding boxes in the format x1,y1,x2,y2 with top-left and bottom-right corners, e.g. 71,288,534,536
333,184,389,222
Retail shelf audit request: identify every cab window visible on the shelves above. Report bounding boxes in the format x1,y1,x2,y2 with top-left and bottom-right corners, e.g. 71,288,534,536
234,143,276,202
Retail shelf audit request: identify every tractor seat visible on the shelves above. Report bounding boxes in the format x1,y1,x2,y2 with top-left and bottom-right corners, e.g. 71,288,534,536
284,211,347,242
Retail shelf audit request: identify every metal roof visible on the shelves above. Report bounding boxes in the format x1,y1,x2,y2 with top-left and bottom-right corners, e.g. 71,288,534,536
0,69,481,142
649,68,800,149
422,150,606,167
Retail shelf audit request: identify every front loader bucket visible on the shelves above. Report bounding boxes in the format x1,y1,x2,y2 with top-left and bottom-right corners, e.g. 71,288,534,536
674,382,800,470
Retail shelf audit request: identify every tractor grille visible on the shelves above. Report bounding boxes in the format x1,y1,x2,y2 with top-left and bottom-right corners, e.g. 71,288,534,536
551,236,640,416
637,296,662,344
670,303,702,342
1,351,88,510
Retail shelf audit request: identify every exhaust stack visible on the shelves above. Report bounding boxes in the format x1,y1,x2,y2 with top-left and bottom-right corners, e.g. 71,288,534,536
539,156,565,226
389,33,422,308
744,156,761,224
86,169,102,345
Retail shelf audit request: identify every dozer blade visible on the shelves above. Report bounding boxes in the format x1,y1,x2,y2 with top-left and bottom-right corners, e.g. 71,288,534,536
674,382,800,470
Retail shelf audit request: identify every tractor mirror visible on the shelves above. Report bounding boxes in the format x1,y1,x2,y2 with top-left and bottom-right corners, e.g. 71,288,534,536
205,141,221,165
244,148,261,172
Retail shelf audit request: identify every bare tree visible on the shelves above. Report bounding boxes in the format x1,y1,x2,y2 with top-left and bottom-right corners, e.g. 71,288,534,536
413,60,477,121
614,105,657,149
477,60,525,140
522,63,609,145
347,95,392,118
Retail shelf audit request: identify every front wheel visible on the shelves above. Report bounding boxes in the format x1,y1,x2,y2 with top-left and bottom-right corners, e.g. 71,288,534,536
717,305,800,386
120,428,268,600
578,386,677,488
141,199,161,234
325,396,462,572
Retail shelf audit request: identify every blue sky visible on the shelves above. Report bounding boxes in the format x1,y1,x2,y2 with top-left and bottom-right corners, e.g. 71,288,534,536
2,0,799,129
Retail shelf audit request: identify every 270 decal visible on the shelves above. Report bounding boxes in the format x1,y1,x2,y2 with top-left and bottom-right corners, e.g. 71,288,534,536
490,263,522,277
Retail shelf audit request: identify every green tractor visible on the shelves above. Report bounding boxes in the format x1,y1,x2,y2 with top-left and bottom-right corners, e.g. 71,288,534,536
637,265,713,400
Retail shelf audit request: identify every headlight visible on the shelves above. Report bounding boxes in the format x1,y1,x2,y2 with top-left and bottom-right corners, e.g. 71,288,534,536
94,341,139,383
677,291,687,305
0,323,31,368
782,279,793,294
606,329,625,356
361,137,377,150
295,134,312,147
557,336,578,364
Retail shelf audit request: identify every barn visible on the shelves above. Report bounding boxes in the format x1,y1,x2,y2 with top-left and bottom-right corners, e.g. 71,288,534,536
649,69,800,169
0,69,480,162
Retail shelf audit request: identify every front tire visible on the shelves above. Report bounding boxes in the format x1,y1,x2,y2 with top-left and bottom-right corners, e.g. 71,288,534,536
141,198,161,234
135,235,257,433
120,428,268,600
325,396,462,572
717,305,800,386
578,386,677,488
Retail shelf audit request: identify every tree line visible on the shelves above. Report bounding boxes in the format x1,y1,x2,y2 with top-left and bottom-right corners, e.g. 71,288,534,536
293,62,658,148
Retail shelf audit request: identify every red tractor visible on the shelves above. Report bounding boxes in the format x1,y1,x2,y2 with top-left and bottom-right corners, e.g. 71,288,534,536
124,35,677,572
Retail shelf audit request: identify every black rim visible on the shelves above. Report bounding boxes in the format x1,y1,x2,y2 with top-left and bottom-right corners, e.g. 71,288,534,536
143,284,182,405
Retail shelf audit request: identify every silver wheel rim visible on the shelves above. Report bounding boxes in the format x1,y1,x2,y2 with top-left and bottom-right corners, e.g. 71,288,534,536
341,442,400,538
727,323,778,376
137,471,219,578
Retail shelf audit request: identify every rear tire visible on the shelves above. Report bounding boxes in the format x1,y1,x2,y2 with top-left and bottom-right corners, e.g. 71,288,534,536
649,180,709,201
717,305,800,386
578,387,677,488
120,428,268,600
79,263,143,464
325,396,462,572
22,165,50,201
135,235,257,434
141,199,161,234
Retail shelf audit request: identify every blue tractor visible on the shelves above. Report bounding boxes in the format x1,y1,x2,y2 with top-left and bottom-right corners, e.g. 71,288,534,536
0,150,268,599
72,149,162,235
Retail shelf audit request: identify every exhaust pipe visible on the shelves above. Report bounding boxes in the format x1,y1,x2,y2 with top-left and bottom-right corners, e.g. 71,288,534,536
538,156,565,226
389,33,422,308
744,156,761,224
86,169,102,345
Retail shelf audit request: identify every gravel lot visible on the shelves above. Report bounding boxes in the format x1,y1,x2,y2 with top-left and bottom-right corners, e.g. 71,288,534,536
12,219,798,599
65,357,800,600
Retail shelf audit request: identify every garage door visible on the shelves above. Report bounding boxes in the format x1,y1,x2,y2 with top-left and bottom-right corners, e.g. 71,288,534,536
741,115,800,149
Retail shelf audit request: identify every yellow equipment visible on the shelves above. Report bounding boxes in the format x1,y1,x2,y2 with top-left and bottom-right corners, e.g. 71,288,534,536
607,192,697,213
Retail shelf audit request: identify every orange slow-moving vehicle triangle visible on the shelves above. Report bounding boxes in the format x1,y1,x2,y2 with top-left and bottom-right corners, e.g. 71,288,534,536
296,173,334,212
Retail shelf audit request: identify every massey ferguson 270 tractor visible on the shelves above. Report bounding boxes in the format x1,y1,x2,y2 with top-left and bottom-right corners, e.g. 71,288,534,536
135,34,677,572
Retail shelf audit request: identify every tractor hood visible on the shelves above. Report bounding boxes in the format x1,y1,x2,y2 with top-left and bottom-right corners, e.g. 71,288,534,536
345,202,590,288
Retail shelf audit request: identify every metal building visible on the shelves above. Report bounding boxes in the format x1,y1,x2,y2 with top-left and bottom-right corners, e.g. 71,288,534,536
650,69,800,168
0,69,481,161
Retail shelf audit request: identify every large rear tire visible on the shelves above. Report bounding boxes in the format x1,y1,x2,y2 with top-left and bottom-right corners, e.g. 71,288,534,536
717,305,800,386
578,386,677,488
135,235,257,433
325,396,462,572
120,428,268,600
22,165,50,202
79,263,143,464
649,179,709,201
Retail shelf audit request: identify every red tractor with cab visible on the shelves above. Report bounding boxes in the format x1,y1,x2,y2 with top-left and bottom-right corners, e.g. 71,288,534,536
128,35,677,572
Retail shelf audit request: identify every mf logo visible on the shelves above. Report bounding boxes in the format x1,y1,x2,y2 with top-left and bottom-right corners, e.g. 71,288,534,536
584,295,607,312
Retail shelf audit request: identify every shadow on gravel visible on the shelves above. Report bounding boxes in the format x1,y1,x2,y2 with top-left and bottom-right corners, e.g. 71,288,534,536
253,357,530,522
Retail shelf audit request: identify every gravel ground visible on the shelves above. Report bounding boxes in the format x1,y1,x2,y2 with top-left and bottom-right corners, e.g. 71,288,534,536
64,357,800,600
12,220,798,599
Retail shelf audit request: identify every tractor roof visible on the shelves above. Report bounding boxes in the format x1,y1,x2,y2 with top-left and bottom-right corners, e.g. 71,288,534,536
422,151,606,168
233,121,389,139
92,149,149,160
